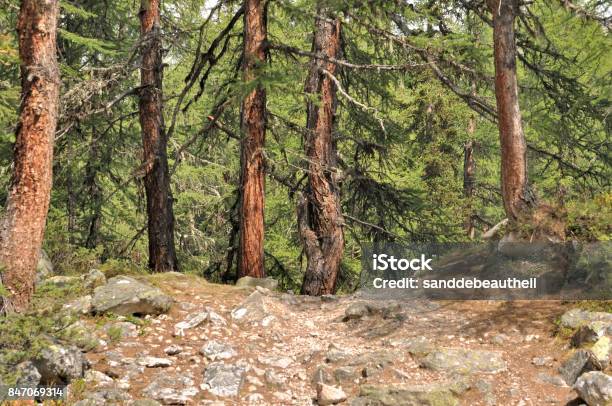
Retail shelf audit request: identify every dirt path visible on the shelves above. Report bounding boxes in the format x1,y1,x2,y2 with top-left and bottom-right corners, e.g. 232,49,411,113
80,273,578,405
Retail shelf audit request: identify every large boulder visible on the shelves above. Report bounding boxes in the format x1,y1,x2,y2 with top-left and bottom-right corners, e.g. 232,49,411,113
418,348,507,375
574,371,612,406
235,276,278,290
559,349,603,386
33,343,88,385
561,309,612,331
91,276,172,316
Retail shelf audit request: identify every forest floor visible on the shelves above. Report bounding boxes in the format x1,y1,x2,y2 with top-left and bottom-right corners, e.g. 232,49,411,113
66,272,594,405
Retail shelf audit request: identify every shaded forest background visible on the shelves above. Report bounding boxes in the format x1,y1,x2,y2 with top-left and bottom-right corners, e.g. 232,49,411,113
0,0,609,292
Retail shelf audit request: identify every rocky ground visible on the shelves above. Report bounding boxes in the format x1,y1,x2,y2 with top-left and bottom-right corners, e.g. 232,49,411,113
2,270,611,406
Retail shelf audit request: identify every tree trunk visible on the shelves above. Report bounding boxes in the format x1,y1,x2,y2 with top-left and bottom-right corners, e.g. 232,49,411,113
0,0,60,313
84,131,102,249
300,12,344,296
463,121,476,239
237,0,267,279
139,0,179,272
487,0,536,221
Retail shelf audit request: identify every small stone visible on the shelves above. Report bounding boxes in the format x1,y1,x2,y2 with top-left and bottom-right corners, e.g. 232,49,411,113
84,370,114,387
137,357,172,368
532,356,553,367
257,355,292,368
200,341,237,361
317,383,347,405
164,345,182,356
537,373,567,387
15,361,41,387
265,369,286,387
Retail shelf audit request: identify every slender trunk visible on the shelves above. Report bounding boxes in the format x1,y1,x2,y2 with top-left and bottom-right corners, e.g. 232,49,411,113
237,0,267,279
300,12,344,296
0,0,60,313
139,0,178,272
84,132,102,249
487,0,536,221
463,118,476,239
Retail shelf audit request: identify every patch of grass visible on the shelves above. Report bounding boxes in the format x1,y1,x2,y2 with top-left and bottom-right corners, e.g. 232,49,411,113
106,324,123,343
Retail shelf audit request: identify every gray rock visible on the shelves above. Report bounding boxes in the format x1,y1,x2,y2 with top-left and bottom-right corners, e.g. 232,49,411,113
75,389,132,405
325,343,350,364
36,250,54,285
43,275,78,288
164,345,182,356
91,275,172,316
257,355,293,368
312,365,334,386
200,341,237,361
559,350,603,386
235,276,279,290
128,400,163,406
103,321,139,339
62,295,93,315
15,361,41,387
348,350,395,368
537,373,568,387
590,336,611,367
574,371,612,406
142,372,198,405
317,383,347,405
63,321,99,351
33,343,88,385
265,369,287,387
334,367,356,382
351,381,468,406
137,357,172,368
391,336,435,357
561,309,612,330
202,362,246,397
419,348,507,374
84,370,114,387
230,291,268,324
83,269,106,290
572,325,603,348
343,302,402,321
531,356,554,367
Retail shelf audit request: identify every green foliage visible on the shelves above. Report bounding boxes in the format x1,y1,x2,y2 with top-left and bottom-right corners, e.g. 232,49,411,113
0,0,609,292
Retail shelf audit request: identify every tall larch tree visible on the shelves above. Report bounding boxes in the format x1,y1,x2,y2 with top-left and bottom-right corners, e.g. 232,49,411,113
0,0,60,313
487,0,537,222
139,0,179,272
299,10,344,296
237,0,268,279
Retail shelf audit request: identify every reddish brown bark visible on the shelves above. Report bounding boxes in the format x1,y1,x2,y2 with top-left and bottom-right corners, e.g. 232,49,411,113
488,0,536,221
139,0,179,272
299,12,344,296
237,0,267,279
0,0,60,313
